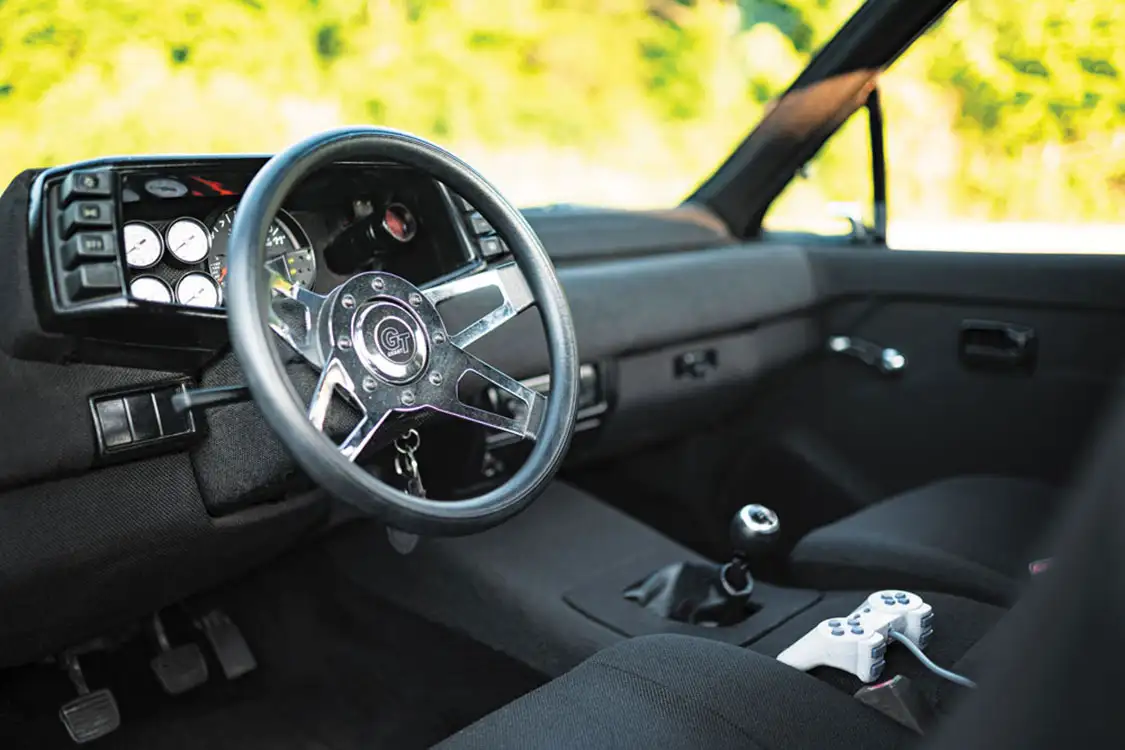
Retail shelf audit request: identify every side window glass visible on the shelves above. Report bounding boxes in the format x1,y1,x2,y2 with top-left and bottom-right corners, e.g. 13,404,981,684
764,1,1123,252
882,1,1123,252
763,108,873,238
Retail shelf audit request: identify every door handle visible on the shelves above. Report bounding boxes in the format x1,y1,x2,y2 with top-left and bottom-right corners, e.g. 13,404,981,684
959,319,1037,372
827,336,906,375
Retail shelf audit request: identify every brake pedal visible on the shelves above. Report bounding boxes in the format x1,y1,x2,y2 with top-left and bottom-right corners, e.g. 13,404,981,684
196,609,257,680
150,613,209,695
59,651,121,744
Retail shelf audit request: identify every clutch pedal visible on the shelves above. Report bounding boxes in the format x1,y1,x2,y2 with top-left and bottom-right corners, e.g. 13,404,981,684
58,651,121,744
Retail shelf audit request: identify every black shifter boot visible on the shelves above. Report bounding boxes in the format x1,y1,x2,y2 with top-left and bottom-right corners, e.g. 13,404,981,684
623,561,756,627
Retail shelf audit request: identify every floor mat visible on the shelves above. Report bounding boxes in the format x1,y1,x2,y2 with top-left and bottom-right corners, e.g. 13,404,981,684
0,533,546,749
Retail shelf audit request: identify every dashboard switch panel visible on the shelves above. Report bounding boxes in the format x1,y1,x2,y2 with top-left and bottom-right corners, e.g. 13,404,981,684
64,262,122,302
60,170,114,205
61,232,118,269
91,381,198,458
60,200,115,238
93,399,132,450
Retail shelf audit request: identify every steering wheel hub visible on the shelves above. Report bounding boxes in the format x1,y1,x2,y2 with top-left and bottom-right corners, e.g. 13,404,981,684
354,300,429,384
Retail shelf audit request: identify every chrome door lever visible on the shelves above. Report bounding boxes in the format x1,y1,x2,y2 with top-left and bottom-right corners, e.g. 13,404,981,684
828,335,906,375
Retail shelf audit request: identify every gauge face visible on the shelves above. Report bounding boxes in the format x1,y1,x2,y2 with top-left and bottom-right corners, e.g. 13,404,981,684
207,206,316,288
383,203,417,243
145,177,189,199
123,221,163,269
129,275,173,304
166,217,210,264
176,272,221,308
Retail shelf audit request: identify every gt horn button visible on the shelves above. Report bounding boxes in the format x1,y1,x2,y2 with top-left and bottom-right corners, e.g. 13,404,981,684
353,301,430,384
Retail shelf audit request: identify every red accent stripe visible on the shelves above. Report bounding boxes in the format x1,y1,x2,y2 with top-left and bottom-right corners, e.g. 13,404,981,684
188,176,237,196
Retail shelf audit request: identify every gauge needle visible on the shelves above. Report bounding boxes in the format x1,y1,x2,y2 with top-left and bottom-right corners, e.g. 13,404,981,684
217,268,227,284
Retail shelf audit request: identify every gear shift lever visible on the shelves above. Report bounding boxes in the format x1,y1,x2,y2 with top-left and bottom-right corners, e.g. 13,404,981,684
623,504,781,626
720,504,781,596
731,504,781,563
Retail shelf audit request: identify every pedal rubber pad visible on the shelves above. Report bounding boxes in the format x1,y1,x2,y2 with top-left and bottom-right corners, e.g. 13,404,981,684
197,609,257,680
59,689,121,744
150,643,209,695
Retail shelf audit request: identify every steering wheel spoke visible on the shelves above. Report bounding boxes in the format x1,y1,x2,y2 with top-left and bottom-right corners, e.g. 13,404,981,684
337,409,394,461
307,357,352,430
422,261,533,348
306,356,398,461
268,268,329,368
431,347,546,440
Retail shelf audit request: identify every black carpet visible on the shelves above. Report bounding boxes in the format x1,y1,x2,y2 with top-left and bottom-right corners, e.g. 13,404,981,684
0,534,545,749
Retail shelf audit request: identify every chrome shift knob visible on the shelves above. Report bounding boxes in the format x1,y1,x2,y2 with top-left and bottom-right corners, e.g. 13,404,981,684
730,504,780,561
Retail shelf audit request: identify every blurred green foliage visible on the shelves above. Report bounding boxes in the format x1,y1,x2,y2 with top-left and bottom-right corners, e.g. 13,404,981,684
0,0,1122,221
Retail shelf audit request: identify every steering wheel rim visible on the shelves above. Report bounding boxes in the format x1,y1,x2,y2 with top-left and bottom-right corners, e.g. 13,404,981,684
226,127,579,536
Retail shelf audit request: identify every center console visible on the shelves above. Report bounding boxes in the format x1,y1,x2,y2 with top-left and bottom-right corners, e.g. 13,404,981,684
328,481,823,676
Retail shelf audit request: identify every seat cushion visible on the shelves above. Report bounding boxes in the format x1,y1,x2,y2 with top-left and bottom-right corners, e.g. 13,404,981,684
436,633,913,750
790,476,1057,605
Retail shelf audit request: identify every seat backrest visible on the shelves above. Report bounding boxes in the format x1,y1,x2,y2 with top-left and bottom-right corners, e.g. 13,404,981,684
928,390,1125,748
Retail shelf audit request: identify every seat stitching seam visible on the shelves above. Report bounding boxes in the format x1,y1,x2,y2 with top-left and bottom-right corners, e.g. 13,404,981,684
589,660,768,749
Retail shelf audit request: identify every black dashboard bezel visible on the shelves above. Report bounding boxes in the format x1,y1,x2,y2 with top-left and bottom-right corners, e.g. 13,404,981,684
26,154,483,370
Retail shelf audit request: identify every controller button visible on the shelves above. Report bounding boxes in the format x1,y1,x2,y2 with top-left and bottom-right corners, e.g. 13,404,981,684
896,594,910,604
851,627,864,635
872,643,886,658
831,628,845,636
828,620,842,627
864,607,872,613
921,612,934,626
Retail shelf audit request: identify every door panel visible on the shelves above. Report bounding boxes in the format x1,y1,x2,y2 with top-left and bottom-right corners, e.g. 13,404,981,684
568,243,1125,559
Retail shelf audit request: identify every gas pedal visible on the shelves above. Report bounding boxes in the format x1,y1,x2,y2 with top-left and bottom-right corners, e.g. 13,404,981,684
196,609,257,680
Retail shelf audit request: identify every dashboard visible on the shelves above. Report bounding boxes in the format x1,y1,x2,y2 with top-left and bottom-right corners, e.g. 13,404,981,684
23,157,507,368
0,149,823,671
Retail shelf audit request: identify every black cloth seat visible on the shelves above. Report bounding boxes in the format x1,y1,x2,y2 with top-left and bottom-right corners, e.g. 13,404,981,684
441,391,1125,750
436,633,914,749
789,476,1057,604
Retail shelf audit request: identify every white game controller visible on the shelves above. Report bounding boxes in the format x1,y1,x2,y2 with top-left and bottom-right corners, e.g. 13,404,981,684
848,590,934,649
776,590,934,683
776,616,889,682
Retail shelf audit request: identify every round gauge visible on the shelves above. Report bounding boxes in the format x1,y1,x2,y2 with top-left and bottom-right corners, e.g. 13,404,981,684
176,272,221,308
145,177,189,199
129,275,174,304
383,202,417,243
123,221,163,269
166,217,210,264
207,206,316,288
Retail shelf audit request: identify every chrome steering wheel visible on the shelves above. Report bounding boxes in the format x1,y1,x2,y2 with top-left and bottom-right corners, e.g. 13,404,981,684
225,127,579,536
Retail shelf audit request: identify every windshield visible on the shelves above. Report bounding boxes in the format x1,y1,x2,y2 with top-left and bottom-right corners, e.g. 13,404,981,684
0,0,862,208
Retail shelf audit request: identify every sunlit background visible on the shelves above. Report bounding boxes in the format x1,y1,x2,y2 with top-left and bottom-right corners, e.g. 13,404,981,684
1,0,1122,248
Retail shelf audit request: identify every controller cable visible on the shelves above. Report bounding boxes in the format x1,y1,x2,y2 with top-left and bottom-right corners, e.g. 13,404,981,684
887,631,977,689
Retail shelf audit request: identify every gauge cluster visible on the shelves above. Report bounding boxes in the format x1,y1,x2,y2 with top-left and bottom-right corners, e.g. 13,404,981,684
121,208,314,308
25,155,498,368
114,161,480,312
